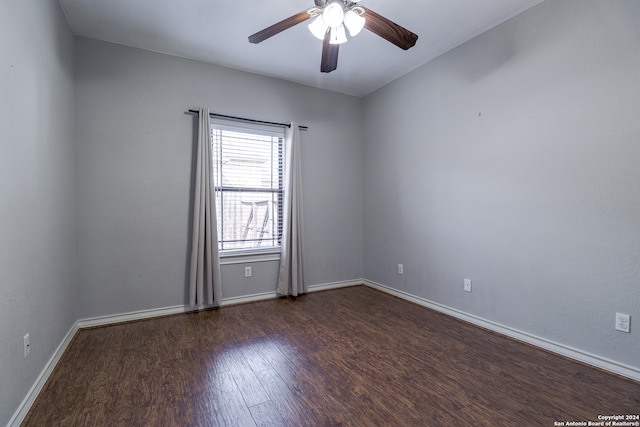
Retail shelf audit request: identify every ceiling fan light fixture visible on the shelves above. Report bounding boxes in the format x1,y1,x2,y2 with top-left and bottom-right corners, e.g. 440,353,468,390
308,15,329,40
323,2,345,28
329,24,348,45
343,9,365,37
248,0,418,74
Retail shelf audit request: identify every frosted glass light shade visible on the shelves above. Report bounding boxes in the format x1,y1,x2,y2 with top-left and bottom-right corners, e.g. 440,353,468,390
344,10,365,37
323,2,345,28
329,25,348,45
308,15,328,40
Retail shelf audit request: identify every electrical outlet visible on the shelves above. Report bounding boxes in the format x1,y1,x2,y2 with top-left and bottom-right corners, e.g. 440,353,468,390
245,266,252,277
397,264,404,275
464,279,472,292
24,333,30,358
615,313,630,333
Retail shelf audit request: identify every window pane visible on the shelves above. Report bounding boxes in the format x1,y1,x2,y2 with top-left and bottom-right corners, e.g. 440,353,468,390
215,190,280,250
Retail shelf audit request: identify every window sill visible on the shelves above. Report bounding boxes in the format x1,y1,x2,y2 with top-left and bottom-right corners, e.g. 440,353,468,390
220,249,281,265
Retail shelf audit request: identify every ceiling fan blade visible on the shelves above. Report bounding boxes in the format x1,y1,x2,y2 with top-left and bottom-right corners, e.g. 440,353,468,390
321,32,339,73
249,10,311,44
363,8,418,50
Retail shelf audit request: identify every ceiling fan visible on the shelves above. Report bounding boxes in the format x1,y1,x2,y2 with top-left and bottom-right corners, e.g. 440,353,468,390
248,0,418,73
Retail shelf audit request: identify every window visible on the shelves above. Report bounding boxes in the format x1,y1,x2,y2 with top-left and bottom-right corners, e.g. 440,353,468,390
210,119,285,253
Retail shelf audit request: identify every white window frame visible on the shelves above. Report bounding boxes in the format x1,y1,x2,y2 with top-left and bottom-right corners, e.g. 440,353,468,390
210,118,285,258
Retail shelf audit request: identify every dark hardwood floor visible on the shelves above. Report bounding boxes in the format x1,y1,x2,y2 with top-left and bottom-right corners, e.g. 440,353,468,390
23,286,639,426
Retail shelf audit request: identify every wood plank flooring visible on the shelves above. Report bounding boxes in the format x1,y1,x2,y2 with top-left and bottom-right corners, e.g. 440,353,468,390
23,286,640,426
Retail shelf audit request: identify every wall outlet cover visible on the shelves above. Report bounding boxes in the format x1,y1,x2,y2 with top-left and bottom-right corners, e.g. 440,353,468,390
615,313,630,333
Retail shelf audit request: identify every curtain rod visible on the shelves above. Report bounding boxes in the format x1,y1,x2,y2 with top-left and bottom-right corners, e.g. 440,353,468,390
187,110,308,131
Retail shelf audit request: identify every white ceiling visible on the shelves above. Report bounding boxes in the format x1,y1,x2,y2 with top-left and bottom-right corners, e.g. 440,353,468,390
58,0,543,97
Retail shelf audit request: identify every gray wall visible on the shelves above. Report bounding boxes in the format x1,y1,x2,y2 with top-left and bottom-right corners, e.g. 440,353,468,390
0,1,77,424
75,38,363,318
363,0,640,368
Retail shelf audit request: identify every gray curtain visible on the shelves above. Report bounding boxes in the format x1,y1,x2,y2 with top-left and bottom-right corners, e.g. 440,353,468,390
188,108,222,307
277,122,306,297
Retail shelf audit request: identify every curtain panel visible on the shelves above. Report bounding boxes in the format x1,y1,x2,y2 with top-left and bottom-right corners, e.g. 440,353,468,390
277,122,306,297
188,108,222,306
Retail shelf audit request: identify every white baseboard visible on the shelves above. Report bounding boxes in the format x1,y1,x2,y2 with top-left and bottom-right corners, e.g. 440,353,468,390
308,279,363,293
76,280,363,329
220,291,277,306
77,305,189,329
363,279,640,382
219,279,363,305
8,321,79,427
76,294,280,328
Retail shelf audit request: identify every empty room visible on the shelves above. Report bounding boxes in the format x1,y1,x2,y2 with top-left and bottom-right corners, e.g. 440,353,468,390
1,0,639,425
